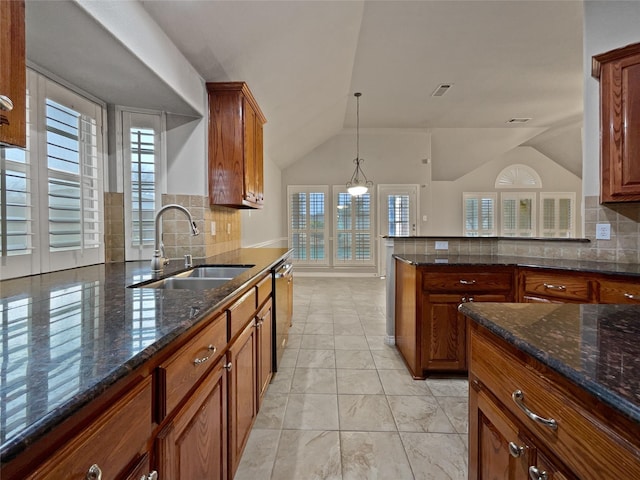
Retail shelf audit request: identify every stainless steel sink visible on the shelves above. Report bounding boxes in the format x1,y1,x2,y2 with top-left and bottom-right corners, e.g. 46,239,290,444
185,265,254,279
128,264,255,290
140,277,231,290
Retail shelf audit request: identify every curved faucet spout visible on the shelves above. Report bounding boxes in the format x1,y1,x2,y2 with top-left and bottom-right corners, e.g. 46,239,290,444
151,204,200,273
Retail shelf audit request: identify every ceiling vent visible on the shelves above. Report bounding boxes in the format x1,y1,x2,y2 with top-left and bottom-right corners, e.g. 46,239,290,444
431,84,452,97
506,117,532,124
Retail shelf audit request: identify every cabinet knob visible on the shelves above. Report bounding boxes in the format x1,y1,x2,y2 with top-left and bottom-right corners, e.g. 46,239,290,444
508,441,525,458
0,95,14,112
459,279,477,285
86,464,102,480
624,293,640,301
543,283,566,291
528,466,548,480
140,471,158,480
224,362,233,371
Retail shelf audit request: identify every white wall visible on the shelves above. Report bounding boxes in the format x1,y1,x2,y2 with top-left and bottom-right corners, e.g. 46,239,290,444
282,128,432,233
241,155,285,247
428,146,583,235
583,1,640,196
165,113,207,196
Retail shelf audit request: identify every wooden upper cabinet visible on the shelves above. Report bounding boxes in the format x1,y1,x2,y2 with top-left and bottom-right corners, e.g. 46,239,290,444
593,42,640,203
207,82,266,209
0,0,26,148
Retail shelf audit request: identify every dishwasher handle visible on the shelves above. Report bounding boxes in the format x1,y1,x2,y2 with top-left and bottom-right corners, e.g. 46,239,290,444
274,263,293,278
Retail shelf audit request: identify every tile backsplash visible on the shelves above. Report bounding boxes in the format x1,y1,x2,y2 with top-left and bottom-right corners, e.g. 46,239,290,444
103,193,241,263
393,196,640,264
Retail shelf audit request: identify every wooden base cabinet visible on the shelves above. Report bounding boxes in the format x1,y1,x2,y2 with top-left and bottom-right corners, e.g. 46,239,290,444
395,260,514,378
470,383,573,480
228,318,258,475
156,359,228,480
468,322,640,480
22,378,153,480
256,299,273,406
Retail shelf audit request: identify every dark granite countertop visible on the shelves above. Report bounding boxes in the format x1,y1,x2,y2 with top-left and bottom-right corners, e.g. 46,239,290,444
459,302,640,424
0,248,291,463
393,253,640,277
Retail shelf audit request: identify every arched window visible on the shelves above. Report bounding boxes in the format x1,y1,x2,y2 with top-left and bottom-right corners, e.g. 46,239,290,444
495,164,542,189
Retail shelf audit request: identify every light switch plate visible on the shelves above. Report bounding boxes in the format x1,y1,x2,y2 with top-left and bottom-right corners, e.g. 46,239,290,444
210,221,216,236
596,223,611,240
435,241,449,250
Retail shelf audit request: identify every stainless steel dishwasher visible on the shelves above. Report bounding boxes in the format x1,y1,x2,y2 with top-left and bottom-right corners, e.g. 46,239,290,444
272,256,293,371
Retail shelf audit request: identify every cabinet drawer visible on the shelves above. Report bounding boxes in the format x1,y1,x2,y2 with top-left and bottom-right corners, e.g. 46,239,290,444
470,330,640,480
521,270,592,302
256,273,272,307
422,271,513,292
229,288,257,339
598,277,640,303
159,313,227,417
26,378,152,480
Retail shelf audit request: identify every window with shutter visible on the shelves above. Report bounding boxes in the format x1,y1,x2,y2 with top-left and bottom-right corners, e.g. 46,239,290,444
0,69,104,280
501,192,536,237
540,192,575,237
463,193,497,236
334,187,374,265
288,186,328,265
120,110,165,261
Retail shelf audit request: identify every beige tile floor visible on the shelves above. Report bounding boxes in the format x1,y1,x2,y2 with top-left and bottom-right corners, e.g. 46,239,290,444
234,277,469,480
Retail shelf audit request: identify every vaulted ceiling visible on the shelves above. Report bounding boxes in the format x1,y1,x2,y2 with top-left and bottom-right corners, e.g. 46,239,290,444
26,0,585,180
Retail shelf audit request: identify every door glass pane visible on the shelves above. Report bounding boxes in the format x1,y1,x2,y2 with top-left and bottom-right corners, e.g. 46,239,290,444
387,194,410,236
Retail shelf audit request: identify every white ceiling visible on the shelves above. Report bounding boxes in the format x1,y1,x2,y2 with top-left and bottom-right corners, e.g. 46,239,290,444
26,0,585,180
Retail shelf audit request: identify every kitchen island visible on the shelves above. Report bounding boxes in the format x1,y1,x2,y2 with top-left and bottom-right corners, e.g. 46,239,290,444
0,247,290,479
460,302,640,479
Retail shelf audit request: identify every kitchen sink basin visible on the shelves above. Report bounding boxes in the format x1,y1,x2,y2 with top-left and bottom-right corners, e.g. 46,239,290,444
139,277,231,290
185,265,254,279
128,264,255,290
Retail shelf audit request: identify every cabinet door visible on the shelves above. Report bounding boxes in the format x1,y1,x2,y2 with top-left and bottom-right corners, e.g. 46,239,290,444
156,358,228,480
594,43,640,202
228,319,258,476
470,385,531,480
243,98,257,204
0,0,26,147
422,294,507,372
257,299,273,406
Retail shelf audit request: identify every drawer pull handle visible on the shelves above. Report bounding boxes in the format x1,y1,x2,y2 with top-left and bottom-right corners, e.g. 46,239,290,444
86,464,102,480
193,345,216,365
224,362,233,371
459,279,476,285
512,390,557,430
508,441,525,458
140,472,158,480
543,283,566,291
624,293,640,301
528,466,548,480
0,95,14,112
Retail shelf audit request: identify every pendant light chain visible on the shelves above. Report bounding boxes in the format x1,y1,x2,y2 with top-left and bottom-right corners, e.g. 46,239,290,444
347,92,373,196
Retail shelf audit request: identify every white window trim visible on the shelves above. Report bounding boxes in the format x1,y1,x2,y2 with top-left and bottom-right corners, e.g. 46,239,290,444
463,192,497,237
117,108,166,261
287,185,330,266
540,192,576,238
332,185,375,266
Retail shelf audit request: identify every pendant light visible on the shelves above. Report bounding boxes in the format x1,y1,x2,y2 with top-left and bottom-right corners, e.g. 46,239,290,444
346,92,373,196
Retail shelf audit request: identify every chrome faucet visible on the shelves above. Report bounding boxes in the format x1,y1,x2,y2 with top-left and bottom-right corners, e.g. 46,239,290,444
151,204,199,273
